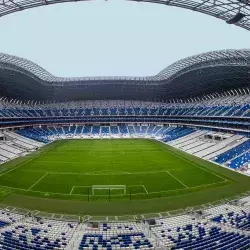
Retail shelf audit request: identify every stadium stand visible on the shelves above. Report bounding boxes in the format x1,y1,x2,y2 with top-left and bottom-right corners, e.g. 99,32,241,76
151,214,250,249
2,93,246,175
0,50,249,248
0,218,78,250
215,140,250,165
14,122,250,173
1,95,250,118
78,222,154,250
0,131,44,164
229,152,250,170
1,198,250,250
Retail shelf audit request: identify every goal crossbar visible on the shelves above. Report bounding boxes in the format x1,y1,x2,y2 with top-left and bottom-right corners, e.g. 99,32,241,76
92,185,126,195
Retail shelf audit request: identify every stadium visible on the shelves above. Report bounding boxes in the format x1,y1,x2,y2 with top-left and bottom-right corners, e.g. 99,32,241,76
0,0,249,249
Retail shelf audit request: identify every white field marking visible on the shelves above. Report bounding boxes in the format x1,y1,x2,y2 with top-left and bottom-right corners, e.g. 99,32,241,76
73,185,126,196
139,179,229,196
131,170,176,175
71,186,92,195
0,179,229,197
65,170,176,176
28,172,48,191
21,169,131,175
165,171,188,188
0,183,71,196
22,169,182,176
69,186,75,195
85,170,130,175
127,184,149,194
0,155,40,177
73,186,91,188
158,142,227,182
142,185,149,194
0,142,58,177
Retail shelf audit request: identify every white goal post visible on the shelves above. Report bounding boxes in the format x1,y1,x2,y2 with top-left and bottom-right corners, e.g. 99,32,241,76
92,185,126,195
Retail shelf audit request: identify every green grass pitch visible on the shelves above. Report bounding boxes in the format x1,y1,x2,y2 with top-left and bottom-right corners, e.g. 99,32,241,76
0,139,250,215
0,139,226,195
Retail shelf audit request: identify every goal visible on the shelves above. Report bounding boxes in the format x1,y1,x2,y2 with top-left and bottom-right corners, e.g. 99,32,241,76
92,185,126,195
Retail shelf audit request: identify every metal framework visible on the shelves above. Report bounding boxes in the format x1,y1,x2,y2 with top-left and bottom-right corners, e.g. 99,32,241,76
0,0,250,30
0,49,249,85
0,49,250,101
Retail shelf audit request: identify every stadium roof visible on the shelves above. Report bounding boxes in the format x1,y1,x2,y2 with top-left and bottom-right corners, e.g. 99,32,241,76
0,49,250,101
1,0,250,31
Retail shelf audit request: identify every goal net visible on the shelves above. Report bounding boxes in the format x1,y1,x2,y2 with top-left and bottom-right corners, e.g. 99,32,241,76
92,185,126,195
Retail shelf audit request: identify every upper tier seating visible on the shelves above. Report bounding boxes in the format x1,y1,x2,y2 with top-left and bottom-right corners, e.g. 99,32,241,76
0,95,249,119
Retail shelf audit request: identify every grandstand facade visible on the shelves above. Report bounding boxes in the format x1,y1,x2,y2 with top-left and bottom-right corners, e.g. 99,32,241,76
0,49,249,249
0,49,249,172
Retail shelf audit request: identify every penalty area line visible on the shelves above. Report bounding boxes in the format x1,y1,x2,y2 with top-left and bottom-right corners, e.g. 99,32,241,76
159,143,227,182
165,171,188,188
142,185,148,194
28,172,48,191
70,186,75,195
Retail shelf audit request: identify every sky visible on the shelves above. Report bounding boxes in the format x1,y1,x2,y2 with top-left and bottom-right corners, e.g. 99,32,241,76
0,0,250,77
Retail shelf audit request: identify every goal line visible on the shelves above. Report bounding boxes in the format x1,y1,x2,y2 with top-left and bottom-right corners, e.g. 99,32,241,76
92,185,126,195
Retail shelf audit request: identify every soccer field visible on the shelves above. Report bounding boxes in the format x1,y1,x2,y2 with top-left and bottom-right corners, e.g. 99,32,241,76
0,139,228,197
0,138,250,215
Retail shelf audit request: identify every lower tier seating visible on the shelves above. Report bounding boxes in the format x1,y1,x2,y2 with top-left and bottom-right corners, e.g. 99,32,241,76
0,219,78,250
79,222,154,250
2,198,250,249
